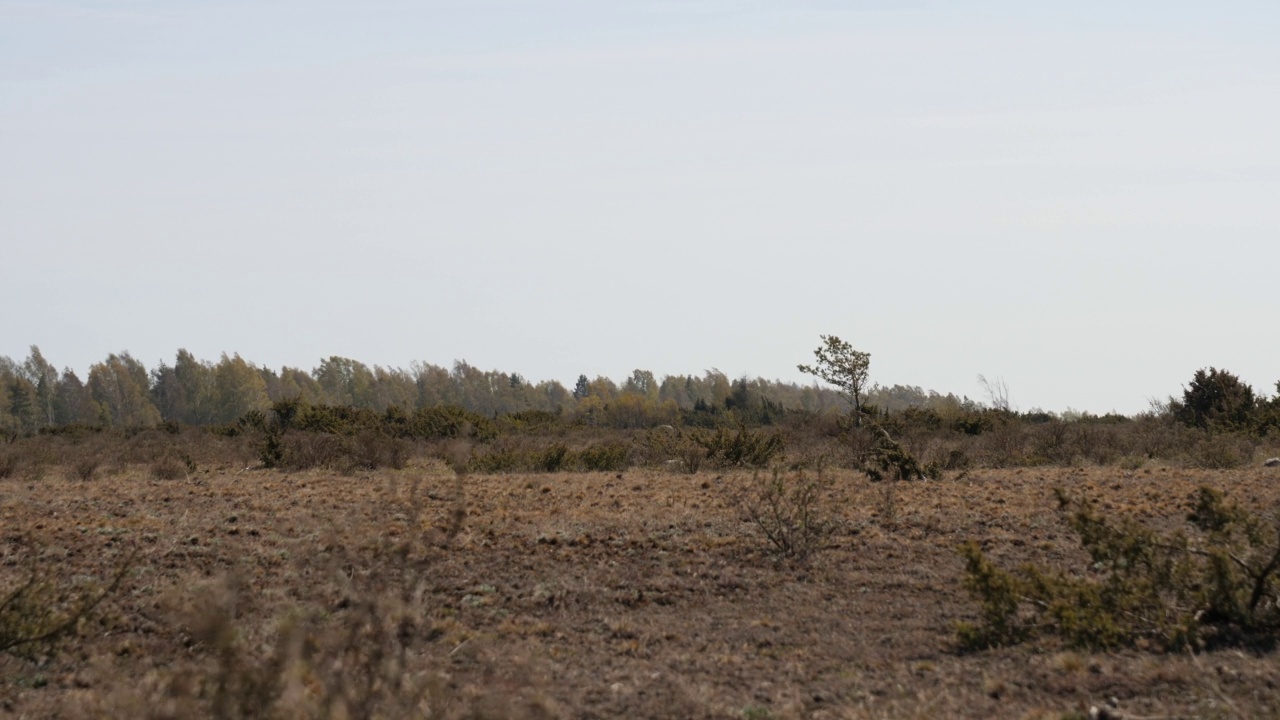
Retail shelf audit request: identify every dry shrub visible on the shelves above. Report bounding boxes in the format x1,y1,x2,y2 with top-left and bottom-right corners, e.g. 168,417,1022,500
345,430,411,472
641,425,784,473
440,439,473,475
264,430,411,473
638,427,703,473
1074,424,1124,465
6,438,56,481
468,437,534,474
1187,432,1256,469
131,586,555,720
277,432,346,471
467,439,630,474
736,467,837,562
117,428,181,465
97,477,554,719
151,455,189,480
468,437,576,474
0,451,18,479
68,456,100,481
1028,422,1076,465
0,539,135,659
973,421,1027,468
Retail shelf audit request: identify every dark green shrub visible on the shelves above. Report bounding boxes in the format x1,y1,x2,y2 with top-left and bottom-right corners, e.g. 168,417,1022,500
1258,382,1280,435
237,409,269,433
578,442,630,472
642,428,706,473
692,425,786,468
271,397,305,430
499,409,563,434
864,425,933,481
537,443,570,472
1,542,135,659
468,447,524,474
406,405,496,441
1171,367,1257,431
957,486,1280,651
939,448,970,471
292,404,380,435
953,412,993,436
955,541,1027,649
37,424,104,439
260,429,284,468
1187,487,1280,629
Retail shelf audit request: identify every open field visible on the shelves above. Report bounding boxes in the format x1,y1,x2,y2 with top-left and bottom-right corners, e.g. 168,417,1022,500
3,457,1280,718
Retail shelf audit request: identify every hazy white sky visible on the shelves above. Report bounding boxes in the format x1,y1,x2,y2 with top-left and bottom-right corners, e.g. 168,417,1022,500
3,1,1277,414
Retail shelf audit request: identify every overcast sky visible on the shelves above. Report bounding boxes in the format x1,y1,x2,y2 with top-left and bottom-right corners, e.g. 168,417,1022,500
2,1,1277,414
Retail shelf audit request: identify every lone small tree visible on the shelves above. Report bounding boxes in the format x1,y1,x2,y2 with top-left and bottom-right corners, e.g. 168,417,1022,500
798,335,871,426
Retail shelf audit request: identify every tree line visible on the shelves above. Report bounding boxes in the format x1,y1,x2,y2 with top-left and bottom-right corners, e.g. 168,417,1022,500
0,346,986,435
6,345,1278,440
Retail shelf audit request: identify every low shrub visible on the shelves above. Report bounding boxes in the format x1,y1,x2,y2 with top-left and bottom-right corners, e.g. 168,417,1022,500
692,425,786,468
345,430,410,472
108,479,514,719
537,443,571,473
468,441,574,474
0,452,17,479
957,486,1280,651
1,541,135,659
736,467,837,562
69,457,100,481
578,442,630,472
1188,433,1253,470
639,426,703,473
277,432,346,471
864,425,934,482
403,405,497,442
860,425,934,529
498,409,563,434
151,455,190,480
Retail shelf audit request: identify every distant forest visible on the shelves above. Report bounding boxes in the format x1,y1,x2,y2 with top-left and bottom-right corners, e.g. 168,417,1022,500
0,346,983,433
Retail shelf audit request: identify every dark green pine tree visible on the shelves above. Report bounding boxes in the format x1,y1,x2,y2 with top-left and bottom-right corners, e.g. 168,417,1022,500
572,374,590,400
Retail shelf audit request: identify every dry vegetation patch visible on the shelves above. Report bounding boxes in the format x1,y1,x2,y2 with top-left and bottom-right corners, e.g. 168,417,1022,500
2,461,1280,718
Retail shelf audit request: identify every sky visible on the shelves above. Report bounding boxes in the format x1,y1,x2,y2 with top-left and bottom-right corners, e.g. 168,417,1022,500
2,0,1278,415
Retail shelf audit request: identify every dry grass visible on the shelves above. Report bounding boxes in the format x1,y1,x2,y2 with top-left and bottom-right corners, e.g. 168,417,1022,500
1,455,1279,718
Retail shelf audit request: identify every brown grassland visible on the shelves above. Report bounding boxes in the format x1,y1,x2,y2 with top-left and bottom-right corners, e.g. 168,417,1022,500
2,439,1280,718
